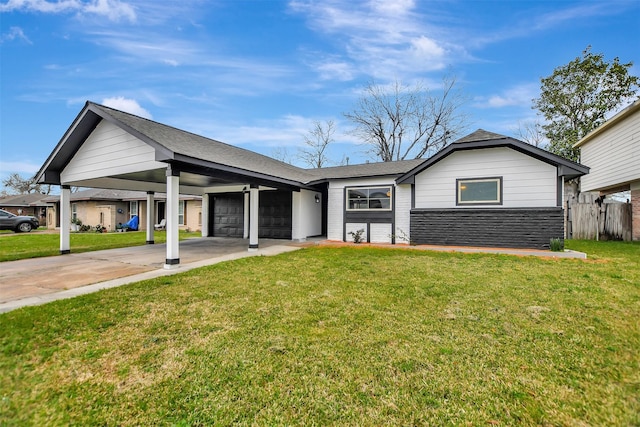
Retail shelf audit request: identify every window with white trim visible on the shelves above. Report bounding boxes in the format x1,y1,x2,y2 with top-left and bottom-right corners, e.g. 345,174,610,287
456,177,502,205
71,203,78,221
129,201,138,219
346,186,392,211
178,200,185,225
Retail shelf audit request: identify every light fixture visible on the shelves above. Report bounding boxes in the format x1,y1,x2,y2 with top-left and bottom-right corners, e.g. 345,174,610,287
315,194,320,203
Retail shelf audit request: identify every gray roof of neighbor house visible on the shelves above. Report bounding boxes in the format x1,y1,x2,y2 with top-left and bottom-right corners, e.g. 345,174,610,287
41,188,201,203
397,129,590,184
0,193,53,207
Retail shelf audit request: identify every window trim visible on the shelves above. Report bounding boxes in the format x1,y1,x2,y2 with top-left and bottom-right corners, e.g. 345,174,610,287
345,185,393,212
178,200,185,225
129,200,138,219
456,177,503,206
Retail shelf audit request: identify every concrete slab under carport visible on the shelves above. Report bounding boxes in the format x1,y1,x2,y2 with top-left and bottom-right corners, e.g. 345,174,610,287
0,237,306,313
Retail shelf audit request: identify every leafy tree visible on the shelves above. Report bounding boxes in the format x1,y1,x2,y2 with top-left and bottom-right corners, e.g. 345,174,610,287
533,46,639,161
344,75,467,162
298,120,335,168
1,173,51,195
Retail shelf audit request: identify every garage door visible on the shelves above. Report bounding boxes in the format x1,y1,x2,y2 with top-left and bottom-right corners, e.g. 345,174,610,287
259,190,292,239
212,193,244,237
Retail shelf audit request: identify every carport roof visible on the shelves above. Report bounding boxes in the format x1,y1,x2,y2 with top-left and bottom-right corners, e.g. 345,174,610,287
36,102,318,189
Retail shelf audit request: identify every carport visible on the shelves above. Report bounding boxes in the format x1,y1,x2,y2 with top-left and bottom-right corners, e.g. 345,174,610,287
36,102,324,268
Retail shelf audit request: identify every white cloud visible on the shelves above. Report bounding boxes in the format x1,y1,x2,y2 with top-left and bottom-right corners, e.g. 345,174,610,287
101,97,152,118
475,83,539,109
0,26,31,44
315,60,354,81
289,0,464,81
0,0,136,23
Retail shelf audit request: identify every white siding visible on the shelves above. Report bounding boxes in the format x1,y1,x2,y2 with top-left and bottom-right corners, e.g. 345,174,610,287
370,223,392,243
61,121,165,184
580,111,640,192
395,184,412,243
414,147,558,208
292,189,322,240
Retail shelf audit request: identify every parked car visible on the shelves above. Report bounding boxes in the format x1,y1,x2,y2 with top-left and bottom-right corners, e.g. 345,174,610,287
0,208,40,232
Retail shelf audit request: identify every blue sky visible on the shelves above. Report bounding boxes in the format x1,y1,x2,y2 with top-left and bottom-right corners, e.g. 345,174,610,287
1,0,639,190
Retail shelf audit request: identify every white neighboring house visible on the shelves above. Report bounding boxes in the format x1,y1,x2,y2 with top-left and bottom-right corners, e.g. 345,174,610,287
36,102,589,267
574,99,640,241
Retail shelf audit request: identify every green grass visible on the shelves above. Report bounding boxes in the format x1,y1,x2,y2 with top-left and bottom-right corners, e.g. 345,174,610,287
0,230,201,262
1,240,639,425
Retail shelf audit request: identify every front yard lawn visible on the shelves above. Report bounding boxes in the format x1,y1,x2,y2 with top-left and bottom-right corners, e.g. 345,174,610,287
1,241,639,425
0,230,201,262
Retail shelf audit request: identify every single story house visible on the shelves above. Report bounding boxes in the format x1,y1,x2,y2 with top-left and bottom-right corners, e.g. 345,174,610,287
0,193,52,226
574,99,639,241
41,188,202,232
36,102,588,267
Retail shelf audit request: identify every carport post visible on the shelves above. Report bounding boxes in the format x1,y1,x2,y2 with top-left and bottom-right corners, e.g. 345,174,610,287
60,185,71,255
249,184,259,251
165,167,180,268
146,191,154,244
201,194,209,237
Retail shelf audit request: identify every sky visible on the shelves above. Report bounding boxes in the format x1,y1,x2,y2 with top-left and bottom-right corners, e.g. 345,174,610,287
1,0,639,192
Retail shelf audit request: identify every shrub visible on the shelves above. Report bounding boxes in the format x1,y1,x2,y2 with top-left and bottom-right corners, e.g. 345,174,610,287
348,228,365,244
550,238,564,252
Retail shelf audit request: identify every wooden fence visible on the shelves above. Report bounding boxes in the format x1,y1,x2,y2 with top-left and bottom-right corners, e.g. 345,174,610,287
567,193,633,241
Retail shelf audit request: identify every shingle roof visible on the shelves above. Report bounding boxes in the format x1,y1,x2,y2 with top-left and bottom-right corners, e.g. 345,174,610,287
308,159,425,182
0,194,53,207
91,103,318,185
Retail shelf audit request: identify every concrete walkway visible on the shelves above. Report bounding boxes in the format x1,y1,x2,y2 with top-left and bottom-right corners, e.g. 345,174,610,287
0,238,586,314
0,238,307,313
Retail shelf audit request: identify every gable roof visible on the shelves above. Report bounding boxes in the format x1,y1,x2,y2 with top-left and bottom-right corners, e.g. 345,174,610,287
36,102,318,190
397,129,589,184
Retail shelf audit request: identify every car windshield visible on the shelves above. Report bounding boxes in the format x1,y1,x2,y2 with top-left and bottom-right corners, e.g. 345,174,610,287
0,210,16,218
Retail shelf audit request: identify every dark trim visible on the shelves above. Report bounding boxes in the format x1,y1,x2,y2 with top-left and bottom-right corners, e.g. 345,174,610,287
411,184,415,209
397,136,589,184
146,240,155,244
166,164,181,177
61,185,71,190
165,258,180,265
249,243,259,249
455,177,503,206
60,249,71,255
147,191,154,195
557,177,563,207
343,185,396,243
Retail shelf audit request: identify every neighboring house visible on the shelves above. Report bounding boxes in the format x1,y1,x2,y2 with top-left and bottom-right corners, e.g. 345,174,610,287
574,100,640,241
42,188,202,232
35,102,588,267
0,193,52,227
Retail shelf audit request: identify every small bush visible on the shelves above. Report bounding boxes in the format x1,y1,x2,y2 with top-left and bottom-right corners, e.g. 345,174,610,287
348,228,365,244
550,238,564,252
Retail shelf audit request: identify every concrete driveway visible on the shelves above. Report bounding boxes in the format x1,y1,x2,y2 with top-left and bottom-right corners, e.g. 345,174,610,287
0,237,306,313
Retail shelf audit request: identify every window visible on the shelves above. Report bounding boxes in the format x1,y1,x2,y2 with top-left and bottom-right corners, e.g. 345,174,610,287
71,203,78,221
129,201,138,219
346,186,392,211
457,177,502,205
178,200,185,225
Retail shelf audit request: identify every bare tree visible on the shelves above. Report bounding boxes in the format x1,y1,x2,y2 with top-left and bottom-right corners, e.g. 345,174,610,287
271,147,294,165
2,173,51,195
344,75,467,162
298,120,335,168
515,120,546,148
